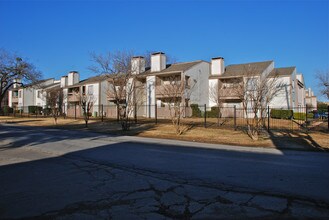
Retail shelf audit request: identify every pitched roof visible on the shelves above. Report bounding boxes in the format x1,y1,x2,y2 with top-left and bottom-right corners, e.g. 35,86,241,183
42,83,60,91
140,60,204,76
219,61,273,78
65,75,110,88
10,78,54,90
268,67,295,77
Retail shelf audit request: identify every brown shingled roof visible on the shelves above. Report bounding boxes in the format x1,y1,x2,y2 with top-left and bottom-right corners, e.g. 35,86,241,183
219,61,273,78
268,67,295,77
65,75,110,88
43,83,60,91
41,82,60,90
141,60,204,76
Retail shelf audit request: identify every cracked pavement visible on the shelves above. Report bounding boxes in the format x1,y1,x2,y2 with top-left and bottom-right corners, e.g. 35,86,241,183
0,124,329,219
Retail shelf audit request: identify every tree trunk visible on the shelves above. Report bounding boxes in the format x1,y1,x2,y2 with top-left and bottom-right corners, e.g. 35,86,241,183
0,93,5,109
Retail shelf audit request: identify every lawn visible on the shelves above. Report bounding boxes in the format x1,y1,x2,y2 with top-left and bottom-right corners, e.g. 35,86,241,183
0,116,328,150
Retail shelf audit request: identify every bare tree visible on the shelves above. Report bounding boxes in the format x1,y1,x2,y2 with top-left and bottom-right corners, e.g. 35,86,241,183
233,66,284,140
107,74,142,130
0,49,41,111
89,50,145,130
316,70,329,99
79,92,96,128
158,75,195,135
44,86,63,125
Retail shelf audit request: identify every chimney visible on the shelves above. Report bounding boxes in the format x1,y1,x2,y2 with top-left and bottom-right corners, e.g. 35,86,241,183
151,52,166,72
211,57,225,75
131,56,145,74
13,78,22,88
60,76,68,88
67,71,79,86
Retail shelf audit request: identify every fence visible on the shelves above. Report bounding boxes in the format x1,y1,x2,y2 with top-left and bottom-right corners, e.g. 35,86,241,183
1,104,328,132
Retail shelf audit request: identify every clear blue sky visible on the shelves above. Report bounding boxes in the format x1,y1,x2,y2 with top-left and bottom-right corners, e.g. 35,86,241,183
1,0,328,100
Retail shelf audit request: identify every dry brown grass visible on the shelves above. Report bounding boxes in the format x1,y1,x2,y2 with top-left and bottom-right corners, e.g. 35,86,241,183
0,116,328,150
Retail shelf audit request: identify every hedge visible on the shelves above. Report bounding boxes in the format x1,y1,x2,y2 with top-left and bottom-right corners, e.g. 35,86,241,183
270,109,293,119
207,107,220,118
83,112,92,117
28,106,43,114
3,106,13,114
293,112,314,120
191,104,201,117
43,108,52,115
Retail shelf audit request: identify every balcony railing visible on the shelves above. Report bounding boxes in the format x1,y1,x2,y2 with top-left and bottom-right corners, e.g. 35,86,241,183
67,93,80,102
12,96,18,103
155,85,183,98
218,88,241,99
107,92,126,101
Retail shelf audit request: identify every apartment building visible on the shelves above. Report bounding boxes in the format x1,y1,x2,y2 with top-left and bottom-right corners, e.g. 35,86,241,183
208,58,274,108
7,52,316,118
35,81,61,107
305,88,317,111
208,57,311,116
62,71,109,117
133,52,210,118
8,78,58,112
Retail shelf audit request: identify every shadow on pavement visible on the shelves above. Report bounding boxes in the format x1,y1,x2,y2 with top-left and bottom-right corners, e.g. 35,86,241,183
1,124,329,219
269,130,328,152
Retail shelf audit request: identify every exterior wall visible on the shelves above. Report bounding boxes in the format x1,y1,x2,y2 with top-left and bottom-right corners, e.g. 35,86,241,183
68,72,79,86
19,88,34,112
35,89,46,107
85,82,100,116
306,96,317,111
208,79,218,107
100,80,108,107
23,88,34,107
185,61,210,106
294,74,305,109
61,76,68,88
269,76,292,109
305,88,317,111
63,88,68,114
8,91,12,107
262,62,275,77
151,54,166,72
146,76,156,117
18,88,24,109
211,58,224,75
131,57,145,75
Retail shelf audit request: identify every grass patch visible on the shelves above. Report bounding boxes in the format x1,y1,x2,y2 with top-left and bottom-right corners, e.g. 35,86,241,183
0,116,328,150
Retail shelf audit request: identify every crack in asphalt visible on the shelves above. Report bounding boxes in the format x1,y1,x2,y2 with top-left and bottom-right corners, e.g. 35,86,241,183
16,154,329,220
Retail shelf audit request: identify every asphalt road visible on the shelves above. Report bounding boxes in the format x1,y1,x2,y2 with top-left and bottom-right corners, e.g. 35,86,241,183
0,124,329,219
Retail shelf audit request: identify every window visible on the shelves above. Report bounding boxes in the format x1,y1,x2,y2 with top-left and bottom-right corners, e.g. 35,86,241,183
88,85,94,95
18,91,21,98
37,91,41,98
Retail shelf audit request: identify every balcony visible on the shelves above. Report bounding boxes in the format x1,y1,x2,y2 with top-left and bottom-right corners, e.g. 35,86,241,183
107,92,126,101
156,85,183,98
12,96,18,103
67,93,80,102
218,88,242,100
